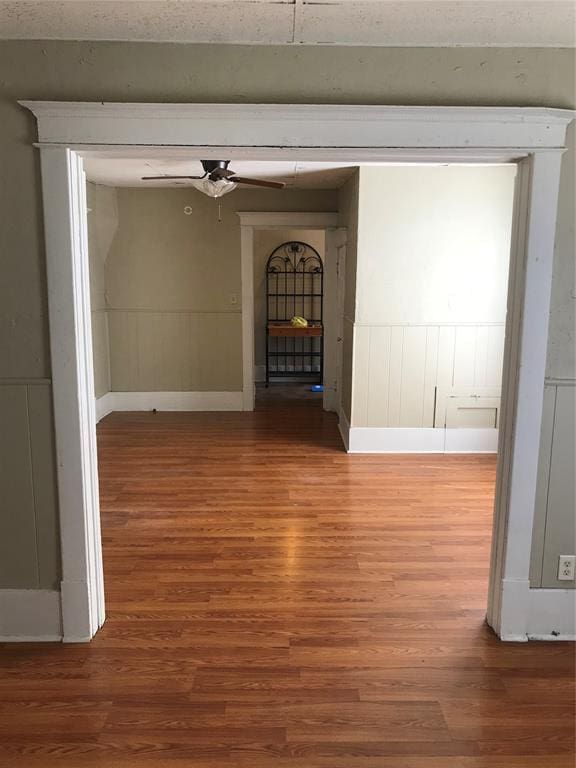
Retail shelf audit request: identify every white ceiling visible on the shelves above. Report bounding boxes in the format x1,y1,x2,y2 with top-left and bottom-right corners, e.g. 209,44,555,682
1,1,574,47
83,155,358,189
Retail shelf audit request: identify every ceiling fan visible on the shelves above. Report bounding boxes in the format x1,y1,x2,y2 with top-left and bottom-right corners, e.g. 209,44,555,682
142,160,286,197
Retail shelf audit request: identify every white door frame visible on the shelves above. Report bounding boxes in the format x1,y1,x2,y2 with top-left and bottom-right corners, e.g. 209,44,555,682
324,228,347,415
236,211,341,412
20,102,573,642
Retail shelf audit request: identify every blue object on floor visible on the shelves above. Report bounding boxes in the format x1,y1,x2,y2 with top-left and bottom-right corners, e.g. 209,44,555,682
311,384,324,392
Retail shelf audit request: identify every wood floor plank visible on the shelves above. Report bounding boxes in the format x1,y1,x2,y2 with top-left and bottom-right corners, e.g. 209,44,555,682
0,394,573,766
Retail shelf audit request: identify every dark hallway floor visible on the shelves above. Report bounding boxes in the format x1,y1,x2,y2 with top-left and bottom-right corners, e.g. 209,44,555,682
255,381,324,408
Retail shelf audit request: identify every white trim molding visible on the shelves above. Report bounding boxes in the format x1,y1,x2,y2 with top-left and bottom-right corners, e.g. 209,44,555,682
444,428,499,453
95,392,114,422
237,211,339,228
0,590,62,642
237,210,340,413
96,391,243,414
21,103,573,150
344,427,498,454
486,152,568,642
338,408,351,453
22,101,574,643
499,581,576,642
39,146,105,644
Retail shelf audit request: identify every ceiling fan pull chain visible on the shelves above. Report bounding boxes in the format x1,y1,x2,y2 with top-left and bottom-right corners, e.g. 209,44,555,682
218,202,222,223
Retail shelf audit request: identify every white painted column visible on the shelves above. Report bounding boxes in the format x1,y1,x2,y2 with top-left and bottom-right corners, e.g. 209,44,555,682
487,151,565,640
39,147,105,642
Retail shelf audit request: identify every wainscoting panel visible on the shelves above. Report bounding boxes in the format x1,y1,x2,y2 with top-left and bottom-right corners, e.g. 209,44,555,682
353,323,505,429
108,310,243,392
0,380,60,590
531,379,576,589
91,308,110,399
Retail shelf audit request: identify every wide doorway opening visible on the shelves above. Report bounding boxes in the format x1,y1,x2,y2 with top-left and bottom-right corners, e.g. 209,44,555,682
26,101,572,649
83,152,516,627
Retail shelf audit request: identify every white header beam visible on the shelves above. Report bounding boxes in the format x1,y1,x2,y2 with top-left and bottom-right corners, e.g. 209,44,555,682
21,102,574,150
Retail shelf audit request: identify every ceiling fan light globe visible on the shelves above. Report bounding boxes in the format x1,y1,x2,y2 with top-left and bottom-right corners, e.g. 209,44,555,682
192,178,237,198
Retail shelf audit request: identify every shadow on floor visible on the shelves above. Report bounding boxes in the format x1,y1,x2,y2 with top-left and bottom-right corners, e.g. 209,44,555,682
253,382,342,451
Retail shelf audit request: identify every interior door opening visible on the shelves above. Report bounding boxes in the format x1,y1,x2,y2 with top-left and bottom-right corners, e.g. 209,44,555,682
27,101,571,644
84,155,516,635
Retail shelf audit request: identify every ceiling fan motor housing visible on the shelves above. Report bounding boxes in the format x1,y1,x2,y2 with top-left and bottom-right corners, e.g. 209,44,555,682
202,160,231,178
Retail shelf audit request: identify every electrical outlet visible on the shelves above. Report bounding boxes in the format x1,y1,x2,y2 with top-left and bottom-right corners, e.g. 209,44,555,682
557,555,576,581
229,293,238,306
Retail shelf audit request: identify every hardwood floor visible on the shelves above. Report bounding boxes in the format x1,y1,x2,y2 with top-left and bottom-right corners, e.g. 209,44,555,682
1,401,574,767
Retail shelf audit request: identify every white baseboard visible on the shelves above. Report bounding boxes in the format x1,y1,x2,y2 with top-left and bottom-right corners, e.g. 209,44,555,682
60,579,103,643
96,391,243,415
0,589,62,641
345,427,498,454
95,391,114,422
527,588,576,641
444,428,499,452
348,427,444,453
495,579,576,641
338,406,350,451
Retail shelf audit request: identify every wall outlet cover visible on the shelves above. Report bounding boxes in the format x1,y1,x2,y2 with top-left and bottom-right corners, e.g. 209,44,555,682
557,555,576,581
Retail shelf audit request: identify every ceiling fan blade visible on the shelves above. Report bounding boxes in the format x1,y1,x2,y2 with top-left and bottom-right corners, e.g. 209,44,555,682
229,176,286,189
141,175,205,180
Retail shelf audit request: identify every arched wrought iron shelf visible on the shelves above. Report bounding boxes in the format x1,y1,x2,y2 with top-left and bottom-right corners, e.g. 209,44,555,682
265,241,324,387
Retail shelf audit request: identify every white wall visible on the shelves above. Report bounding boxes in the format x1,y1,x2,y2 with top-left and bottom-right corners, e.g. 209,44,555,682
356,165,515,326
349,165,516,431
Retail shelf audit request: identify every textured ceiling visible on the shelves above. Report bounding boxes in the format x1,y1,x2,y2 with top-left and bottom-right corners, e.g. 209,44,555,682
83,156,358,189
0,1,574,47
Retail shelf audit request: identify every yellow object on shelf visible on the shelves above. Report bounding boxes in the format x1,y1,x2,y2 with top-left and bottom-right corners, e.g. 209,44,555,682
290,316,308,328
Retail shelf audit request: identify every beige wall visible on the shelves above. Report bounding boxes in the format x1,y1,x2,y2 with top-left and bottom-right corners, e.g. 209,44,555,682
87,182,117,398
253,229,325,373
349,165,516,429
0,41,573,590
98,187,335,392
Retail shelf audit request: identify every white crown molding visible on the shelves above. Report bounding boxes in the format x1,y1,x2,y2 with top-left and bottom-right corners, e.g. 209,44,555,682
20,102,575,151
